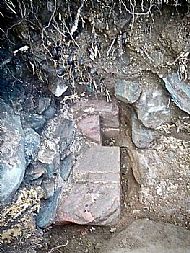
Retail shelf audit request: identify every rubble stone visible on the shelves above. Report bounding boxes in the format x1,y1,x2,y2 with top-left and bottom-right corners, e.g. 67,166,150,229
136,76,171,129
0,99,26,203
131,113,158,148
37,188,61,228
25,162,45,181
163,72,190,115
60,154,75,181
115,79,141,104
37,97,51,114
24,128,41,165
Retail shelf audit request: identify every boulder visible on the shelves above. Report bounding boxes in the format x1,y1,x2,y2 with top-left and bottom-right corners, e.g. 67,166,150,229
0,99,26,203
115,79,141,104
131,113,158,148
136,76,171,129
163,73,190,115
24,128,41,165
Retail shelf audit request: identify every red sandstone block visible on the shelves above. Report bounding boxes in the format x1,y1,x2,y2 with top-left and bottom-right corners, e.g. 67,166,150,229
73,146,120,182
77,114,101,144
55,146,120,226
55,182,120,225
72,99,119,129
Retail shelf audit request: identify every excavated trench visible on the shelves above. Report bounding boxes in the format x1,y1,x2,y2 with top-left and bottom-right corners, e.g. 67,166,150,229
0,1,190,252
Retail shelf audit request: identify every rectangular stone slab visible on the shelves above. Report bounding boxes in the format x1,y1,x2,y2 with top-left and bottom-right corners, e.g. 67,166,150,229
73,146,120,182
55,146,120,225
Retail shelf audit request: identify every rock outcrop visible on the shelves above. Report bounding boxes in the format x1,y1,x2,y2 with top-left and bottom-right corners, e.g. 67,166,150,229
0,99,26,203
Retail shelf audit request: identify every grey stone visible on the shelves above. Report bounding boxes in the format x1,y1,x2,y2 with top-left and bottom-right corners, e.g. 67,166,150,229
131,113,158,148
0,99,26,203
129,135,190,221
24,128,41,165
59,119,75,152
115,79,141,104
37,97,51,114
37,188,61,228
102,219,190,253
163,73,190,115
136,76,171,129
51,80,68,97
55,146,120,225
45,163,57,178
25,114,46,131
60,154,74,181
42,178,55,199
37,112,75,181
43,105,56,120
25,162,45,181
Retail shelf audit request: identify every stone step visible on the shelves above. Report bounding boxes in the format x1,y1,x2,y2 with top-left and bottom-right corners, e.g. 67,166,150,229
55,146,120,226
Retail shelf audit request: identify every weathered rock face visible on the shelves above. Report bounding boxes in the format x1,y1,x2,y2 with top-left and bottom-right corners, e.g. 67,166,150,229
135,75,171,129
102,219,190,253
38,112,75,167
163,73,190,115
24,128,41,165
55,146,120,225
115,79,141,104
129,135,190,219
131,113,158,149
41,63,68,97
1,3,190,250
0,99,26,203
37,188,61,228
36,110,77,228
